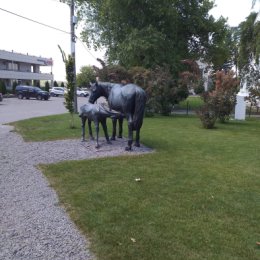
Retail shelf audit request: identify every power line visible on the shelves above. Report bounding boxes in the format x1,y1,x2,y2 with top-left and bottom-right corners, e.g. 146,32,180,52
78,38,98,60
0,6,100,62
0,7,70,35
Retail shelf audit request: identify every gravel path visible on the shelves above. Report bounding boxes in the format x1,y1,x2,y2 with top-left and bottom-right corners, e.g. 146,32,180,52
0,124,153,260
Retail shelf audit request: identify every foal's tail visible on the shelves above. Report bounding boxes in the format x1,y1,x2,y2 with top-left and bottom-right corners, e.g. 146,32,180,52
133,88,147,130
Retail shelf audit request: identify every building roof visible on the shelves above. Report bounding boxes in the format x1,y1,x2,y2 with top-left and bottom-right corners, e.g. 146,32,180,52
0,50,53,66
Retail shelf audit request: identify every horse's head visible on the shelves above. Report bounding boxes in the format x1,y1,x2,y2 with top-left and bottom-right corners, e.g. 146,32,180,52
88,82,102,104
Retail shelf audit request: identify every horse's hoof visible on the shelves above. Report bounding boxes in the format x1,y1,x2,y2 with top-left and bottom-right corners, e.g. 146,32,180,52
117,135,122,138
95,144,100,149
125,146,132,151
110,137,116,141
81,139,86,142
134,143,140,147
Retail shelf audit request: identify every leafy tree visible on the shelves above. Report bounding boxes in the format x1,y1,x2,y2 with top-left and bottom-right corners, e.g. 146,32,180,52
93,59,131,83
179,59,203,94
238,12,260,71
61,82,65,87
76,65,96,87
237,12,260,106
76,0,231,74
247,84,260,108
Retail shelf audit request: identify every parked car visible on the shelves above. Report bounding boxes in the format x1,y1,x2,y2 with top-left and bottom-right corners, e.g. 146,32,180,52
49,87,65,97
16,85,50,100
77,88,89,97
0,92,3,102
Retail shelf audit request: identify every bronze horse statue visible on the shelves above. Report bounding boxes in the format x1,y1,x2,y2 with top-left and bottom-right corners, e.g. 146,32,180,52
79,103,124,148
89,82,147,151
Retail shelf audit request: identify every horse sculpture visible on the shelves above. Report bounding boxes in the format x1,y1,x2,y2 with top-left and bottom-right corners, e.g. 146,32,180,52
79,103,122,148
89,82,147,151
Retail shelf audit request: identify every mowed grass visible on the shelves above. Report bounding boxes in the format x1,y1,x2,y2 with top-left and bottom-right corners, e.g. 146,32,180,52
13,114,260,260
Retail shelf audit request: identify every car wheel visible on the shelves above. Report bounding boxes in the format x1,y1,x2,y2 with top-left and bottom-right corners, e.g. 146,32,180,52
80,93,84,97
50,93,55,97
37,95,42,100
18,93,23,99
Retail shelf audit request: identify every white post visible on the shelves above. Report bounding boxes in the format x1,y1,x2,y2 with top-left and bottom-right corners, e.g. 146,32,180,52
234,81,248,120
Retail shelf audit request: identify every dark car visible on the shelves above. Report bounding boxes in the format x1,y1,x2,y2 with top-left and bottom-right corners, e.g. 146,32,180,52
16,85,50,100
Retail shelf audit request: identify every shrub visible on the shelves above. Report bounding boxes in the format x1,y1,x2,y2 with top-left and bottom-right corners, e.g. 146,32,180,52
197,70,239,128
0,80,7,94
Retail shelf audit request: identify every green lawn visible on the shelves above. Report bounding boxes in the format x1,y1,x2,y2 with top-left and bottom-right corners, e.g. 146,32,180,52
12,114,260,260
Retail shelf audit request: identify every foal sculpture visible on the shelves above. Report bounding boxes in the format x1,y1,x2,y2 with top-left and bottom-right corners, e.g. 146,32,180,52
79,103,122,148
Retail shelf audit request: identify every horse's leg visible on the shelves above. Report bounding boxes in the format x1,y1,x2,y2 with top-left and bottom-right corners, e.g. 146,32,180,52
125,115,133,151
88,119,94,140
118,116,123,138
101,119,112,144
94,120,100,148
110,117,117,141
134,129,140,147
81,116,87,142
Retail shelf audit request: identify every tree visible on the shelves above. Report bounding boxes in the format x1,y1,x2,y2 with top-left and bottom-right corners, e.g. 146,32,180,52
76,0,231,75
12,80,18,94
238,12,260,71
0,80,6,95
59,45,76,128
45,81,50,92
237,11,260,105
76,65,96,87
54,81,59,87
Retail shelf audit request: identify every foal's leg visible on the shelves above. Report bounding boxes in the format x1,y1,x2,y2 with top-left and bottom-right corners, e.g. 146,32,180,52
94,120,100,148
101,119,112,144
88,119,94,140
81,116,87,142
118,116,123,138
111,117,117,141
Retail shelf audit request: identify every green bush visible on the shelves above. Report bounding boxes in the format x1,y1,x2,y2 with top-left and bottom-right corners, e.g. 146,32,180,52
0,80,7,94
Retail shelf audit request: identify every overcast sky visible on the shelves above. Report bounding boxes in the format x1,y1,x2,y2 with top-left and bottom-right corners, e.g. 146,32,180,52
0,0,259,81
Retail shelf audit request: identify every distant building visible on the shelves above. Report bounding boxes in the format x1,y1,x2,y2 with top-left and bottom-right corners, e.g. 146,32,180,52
0,49,53,88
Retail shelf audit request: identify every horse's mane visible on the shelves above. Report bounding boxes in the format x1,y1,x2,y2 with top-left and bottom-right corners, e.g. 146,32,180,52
97,82,123,97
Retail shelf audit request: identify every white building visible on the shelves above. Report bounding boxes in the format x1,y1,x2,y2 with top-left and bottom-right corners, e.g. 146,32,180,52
0,50,53,88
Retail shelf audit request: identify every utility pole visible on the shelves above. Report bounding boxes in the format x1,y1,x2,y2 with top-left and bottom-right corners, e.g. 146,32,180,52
70,0,78,113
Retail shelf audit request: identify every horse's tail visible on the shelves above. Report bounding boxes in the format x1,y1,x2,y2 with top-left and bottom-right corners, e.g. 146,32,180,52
133,88,147,130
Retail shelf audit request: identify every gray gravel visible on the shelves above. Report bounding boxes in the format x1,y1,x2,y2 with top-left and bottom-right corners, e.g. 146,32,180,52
0,124,153,260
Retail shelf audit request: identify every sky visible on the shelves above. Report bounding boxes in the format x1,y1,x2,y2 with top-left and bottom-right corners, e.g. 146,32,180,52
0,0,259,82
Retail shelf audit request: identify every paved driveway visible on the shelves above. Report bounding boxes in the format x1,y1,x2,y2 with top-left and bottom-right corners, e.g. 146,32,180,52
0,96,89,124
